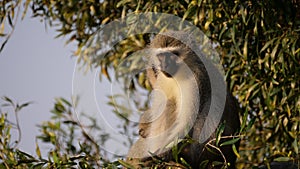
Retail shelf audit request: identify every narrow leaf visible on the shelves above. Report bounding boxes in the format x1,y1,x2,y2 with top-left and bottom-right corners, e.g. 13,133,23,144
232,144,240,158
216,123,225,146
274,157,291,162
183,5,197,20
118,159,135,169
260,38,275,53
2,96,14,105
36,142,41,159
220,138,240,147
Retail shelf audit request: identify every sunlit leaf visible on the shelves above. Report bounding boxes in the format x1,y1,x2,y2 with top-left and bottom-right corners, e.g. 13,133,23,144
274,157,292,162
220,138,240,147
232,144,240,158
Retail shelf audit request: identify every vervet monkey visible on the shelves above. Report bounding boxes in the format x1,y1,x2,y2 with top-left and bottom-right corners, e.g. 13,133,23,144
126,32,240,169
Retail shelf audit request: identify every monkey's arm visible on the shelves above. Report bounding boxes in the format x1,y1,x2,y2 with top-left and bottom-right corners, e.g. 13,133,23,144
139,111,151,138
139,99,177,138
146,67,157,88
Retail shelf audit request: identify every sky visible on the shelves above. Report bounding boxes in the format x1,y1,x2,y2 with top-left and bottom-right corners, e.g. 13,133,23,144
0,14,76,154
0,11,137,157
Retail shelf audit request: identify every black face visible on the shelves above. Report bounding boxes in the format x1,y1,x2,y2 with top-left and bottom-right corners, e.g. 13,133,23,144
156,51,180,78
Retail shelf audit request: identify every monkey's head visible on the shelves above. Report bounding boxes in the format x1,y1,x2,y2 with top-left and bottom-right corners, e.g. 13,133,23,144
146,32,203,87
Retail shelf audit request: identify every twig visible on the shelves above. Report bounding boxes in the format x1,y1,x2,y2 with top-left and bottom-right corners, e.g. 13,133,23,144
206,142,227,167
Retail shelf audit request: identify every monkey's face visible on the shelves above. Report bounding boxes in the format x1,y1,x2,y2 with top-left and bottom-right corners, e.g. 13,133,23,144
150,48,182,78
146,46,193,88
146,33,199,89
148,33,196,77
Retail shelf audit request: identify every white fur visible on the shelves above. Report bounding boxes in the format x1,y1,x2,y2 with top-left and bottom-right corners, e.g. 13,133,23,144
145,50,200,155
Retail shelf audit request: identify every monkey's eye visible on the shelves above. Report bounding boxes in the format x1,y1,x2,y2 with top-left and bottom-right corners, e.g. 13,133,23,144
171,50,179,56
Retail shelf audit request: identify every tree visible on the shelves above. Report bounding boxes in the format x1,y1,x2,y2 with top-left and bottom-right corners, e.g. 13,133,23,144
0,0,299,168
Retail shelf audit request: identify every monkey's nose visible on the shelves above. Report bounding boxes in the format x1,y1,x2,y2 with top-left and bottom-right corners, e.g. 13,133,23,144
157,53,165,66
157,52,173,68
156,52,179,77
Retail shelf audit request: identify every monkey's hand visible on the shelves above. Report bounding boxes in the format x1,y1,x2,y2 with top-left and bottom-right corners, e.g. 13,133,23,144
139,112,151,138
139,126,149,138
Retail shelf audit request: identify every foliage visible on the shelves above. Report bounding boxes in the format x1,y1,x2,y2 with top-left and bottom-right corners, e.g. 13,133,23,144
0,97,210,169
0,0,300,168
0,97,123,168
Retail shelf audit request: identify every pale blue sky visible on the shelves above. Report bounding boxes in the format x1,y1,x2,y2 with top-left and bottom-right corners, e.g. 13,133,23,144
0,14,76,154
0,12,136,157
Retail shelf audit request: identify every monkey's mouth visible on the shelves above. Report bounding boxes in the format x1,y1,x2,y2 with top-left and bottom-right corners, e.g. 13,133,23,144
161,70,172,77
152,65,173,78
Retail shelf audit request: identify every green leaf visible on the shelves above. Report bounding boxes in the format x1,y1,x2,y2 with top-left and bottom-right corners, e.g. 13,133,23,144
16,101,33,112
183,5,197,20
199,160,209,168
22,0,31,20
212,161,224,167
59,98,72,107
216,123,225,146
240,109,248,133
292,138,299,154
274,157,292,162
116,0,131,8
197,0,203,6
246,117,256,130
32,162,46,169
51,151,59,164
177,0,188,7
2,96,14,105
36,142,41,159
260,38,276,53
0,38,8,52
54,102,65,113
232,144,240,158
220,138,240,147
79,161,89,168
180,157,192,169
271,40,280,59
118,160,135,169
17,150,34,159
